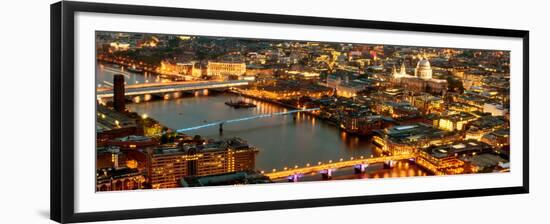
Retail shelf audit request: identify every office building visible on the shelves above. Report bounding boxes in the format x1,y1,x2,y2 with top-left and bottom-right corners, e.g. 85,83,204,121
147,138,258,189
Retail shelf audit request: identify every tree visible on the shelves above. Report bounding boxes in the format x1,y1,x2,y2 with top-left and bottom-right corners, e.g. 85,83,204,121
446,76,464,93
168,38,181,48
160,134,168,144
193,135,202,144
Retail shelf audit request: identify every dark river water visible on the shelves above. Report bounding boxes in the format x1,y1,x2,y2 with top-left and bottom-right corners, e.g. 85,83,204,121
126,92,374,171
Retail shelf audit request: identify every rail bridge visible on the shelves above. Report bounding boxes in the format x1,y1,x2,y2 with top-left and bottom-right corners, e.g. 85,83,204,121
96,80,249,98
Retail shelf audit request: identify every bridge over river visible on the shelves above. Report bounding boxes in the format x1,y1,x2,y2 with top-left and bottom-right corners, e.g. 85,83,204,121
174,108,321,133
263,154,416,180
96,80,249,98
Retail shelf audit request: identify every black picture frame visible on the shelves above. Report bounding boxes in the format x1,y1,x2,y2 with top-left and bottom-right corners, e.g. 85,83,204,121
50,1,529,223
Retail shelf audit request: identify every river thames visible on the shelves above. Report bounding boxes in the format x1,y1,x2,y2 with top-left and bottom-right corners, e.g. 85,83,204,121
99,63,428,180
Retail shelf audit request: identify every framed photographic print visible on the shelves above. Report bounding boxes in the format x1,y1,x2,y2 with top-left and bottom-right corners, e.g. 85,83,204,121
51,1,529,223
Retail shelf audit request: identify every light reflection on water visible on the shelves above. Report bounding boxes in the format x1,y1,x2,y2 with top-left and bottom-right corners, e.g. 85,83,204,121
96,62,163,87
273,161,428,183
127,93,373,171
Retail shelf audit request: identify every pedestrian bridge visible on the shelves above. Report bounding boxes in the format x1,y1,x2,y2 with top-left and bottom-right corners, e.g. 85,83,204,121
174,108,321,133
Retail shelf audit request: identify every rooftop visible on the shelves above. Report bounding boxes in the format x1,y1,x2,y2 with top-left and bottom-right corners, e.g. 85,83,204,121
424,140,492,159
152,137,256,156
440,112,477,122
96,167,141,182
468,115,506,131
111,135,152,143
96,105,137,132
180,171,271,187
381,123,453,144
464,153,507,168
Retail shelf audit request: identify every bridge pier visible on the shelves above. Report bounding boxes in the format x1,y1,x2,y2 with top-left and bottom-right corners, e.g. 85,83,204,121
144,94,152,102
132,95,141,103
219,123,223,135
287,174,300,182
321,169,332,180
383,160,396,169
354,163,368,174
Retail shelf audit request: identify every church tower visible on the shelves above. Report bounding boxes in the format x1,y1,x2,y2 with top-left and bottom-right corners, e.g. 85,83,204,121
399,62,407,76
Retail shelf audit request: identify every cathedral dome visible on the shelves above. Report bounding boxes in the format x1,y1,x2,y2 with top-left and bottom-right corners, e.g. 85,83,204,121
417,58,431,69
415,58,433,79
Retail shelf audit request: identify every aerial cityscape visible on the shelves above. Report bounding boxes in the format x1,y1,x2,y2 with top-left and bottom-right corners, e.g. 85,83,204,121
95,31,511,191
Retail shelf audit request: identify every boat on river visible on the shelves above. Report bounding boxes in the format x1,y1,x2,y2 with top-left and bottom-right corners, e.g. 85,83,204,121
225,100,256,108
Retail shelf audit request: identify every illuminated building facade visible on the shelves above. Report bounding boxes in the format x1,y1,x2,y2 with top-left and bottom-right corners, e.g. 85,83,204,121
207,61,246,78
373,101,420,119
96,167,147,191
284,64,320,80
407,94,445,114
340,115,387,136
109,42,130,52
417,140,494,175
390,58,448,95
437,112,477,132
245,64,274,77
159,60,202,77
147,138,257,189
324,74,366,98
373,123,460,156
448,102,482,113
97,147,124,169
